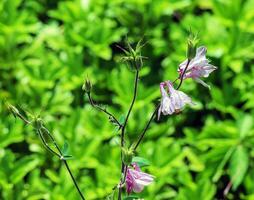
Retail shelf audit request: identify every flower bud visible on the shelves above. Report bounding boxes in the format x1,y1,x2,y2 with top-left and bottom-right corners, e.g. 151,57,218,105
122,147,134,165
119,38,145,71
6,103,20,117
82,78,92,93
186,32,199,60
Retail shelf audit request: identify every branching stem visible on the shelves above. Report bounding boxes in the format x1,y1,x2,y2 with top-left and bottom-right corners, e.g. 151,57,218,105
10,112,86,200
87,92,122,129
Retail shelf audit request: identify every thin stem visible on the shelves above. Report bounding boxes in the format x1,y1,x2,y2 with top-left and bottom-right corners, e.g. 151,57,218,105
63,160,86,200
16,112,31,125
176,59,191,90
118,69,139,200
37,126,86,200
133,105,160,151
122,165,128,185
87,92,122,129
117,164,126,200
121,70,139,145
223,180,232,197
37,129,61,158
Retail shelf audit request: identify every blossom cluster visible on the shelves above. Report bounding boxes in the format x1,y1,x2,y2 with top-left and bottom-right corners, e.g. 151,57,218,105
124,45,217,195
158,46,217,118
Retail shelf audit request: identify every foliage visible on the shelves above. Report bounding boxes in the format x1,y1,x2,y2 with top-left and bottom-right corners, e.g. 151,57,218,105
1,0,254,199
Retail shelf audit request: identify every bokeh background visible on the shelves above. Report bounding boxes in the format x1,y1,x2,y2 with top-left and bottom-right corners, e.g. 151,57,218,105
1,0,254,199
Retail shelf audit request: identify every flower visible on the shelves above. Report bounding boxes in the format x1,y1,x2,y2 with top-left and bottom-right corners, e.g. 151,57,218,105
178,46,217,89
126,163,154,194
158,81,194,119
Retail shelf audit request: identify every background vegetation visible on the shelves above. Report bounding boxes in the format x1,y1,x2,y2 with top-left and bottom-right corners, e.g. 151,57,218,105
1,0,254,199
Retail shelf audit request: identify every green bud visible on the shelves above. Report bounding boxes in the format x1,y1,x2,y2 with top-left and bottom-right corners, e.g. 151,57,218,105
186,31,199,60
82,78,92,93
6,103,20,117
119,38,146,71
122,147,134,165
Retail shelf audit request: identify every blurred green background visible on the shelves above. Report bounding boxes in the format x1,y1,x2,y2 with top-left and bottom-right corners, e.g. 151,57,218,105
1,0,254,199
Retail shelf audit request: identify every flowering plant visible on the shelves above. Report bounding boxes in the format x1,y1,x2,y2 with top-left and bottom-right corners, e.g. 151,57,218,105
86,33,216,199
5,33,216,200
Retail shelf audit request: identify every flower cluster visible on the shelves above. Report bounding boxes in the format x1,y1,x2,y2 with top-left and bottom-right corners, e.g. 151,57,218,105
159,46,217,118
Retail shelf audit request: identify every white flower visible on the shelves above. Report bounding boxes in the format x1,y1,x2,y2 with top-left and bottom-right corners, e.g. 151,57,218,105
178,46,217,89
158,81,194,119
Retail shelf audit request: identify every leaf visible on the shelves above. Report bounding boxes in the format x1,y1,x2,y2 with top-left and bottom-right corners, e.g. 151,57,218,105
61,140,69,156
132,156,150,167
238,114,253,139
229,145,249,190
10,156,40,184
119,115,126,124
63,155,73,160
212,147,235,182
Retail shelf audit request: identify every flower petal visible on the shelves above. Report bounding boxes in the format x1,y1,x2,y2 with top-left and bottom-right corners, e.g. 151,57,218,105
193,77,211,89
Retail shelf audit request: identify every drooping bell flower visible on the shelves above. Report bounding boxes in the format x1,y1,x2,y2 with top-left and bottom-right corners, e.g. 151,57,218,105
178,46,217,89
158,81,194,119
126,163,154,194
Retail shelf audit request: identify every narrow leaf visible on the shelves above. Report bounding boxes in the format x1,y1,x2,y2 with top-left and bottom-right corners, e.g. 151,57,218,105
229,145,249,190
132,156,150,167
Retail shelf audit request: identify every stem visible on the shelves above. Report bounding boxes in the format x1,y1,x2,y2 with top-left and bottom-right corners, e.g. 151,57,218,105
117,164,127,200
223,181,232,197
37,129,61,158
133,105,160,151
87,92,122,129
121,70,139,146
16,113,31,125
17,117,85,199
37,126,86,200
63,160,86,200
118,69,139,200
176,59,191,90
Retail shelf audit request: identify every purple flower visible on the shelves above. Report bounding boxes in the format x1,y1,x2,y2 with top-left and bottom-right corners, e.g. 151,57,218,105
126,163,154,194
158,81,194,119
178,46,217,89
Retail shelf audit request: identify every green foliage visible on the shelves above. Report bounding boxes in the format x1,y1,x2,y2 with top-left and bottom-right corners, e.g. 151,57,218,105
1,0,254,199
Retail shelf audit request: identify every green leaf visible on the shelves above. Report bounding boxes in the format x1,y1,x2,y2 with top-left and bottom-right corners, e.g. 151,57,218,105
63,155,73,160
213,147,235,182
10,156,40,184
119,115,125,124
132,156,150,167
238,114,253,139
62,140,69,156
229,145,249,190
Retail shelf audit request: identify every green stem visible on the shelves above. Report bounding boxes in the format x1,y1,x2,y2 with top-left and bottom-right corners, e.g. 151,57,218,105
133,105,159,151
118,70,139,200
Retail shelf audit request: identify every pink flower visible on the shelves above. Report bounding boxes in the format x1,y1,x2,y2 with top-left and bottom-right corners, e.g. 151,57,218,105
178,46,217,89
126,163,154,194
158,81,194,119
